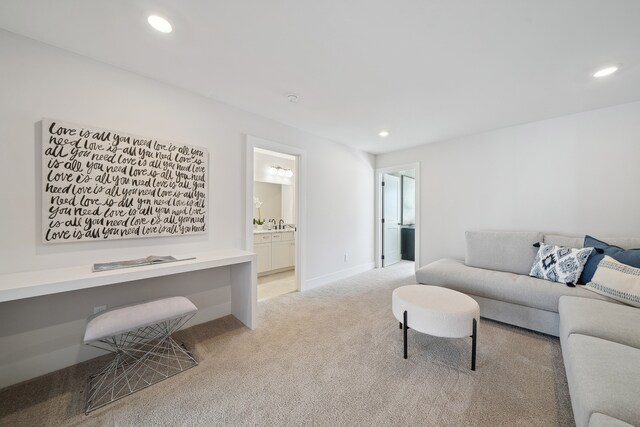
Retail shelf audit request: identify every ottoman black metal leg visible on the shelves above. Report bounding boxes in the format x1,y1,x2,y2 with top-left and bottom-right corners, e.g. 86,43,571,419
471,318,477,371
399,322,402,329
403,310,408,359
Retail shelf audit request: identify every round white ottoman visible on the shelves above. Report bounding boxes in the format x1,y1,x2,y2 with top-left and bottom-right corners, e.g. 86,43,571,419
392,284,480,370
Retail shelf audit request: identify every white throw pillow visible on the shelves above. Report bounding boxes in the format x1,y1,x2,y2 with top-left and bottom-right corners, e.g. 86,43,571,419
529,243,593,285
586,256,640,308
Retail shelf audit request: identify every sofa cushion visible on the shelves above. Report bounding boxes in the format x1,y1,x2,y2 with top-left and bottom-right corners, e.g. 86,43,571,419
603,236,640,250
559,297,639,349
543,235,640,251
580,236,640,284
465,230,542,275
561,334,640,427
588,413,635,427
416,258,614,313
544,234,584,249
529,243,593,285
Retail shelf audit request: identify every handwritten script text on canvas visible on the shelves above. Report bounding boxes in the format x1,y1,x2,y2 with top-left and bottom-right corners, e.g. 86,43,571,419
42,119,208,243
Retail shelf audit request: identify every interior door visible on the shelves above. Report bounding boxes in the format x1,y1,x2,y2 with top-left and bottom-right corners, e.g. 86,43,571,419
382,174,401,267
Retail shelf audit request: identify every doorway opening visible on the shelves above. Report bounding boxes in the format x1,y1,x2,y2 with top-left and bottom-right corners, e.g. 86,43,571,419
246,137,305,301
376,163,420,270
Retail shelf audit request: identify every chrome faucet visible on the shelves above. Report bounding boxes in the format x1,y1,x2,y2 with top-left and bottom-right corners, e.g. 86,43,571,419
279,219,285,229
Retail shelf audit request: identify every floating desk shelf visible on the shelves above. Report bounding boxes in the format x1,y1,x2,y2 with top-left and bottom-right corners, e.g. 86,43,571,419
0,248,257,329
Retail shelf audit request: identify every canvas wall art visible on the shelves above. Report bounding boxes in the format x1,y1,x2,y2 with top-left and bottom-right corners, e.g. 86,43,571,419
42,118,208,243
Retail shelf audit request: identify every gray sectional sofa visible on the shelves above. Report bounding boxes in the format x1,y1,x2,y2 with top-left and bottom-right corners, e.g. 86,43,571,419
415,231,640,427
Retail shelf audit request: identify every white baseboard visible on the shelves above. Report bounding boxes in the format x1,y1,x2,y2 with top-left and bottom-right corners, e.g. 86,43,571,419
303,262,375,291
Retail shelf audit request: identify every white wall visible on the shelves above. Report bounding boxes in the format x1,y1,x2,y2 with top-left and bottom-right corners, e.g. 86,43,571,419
0,31,375,387
376,101,640,267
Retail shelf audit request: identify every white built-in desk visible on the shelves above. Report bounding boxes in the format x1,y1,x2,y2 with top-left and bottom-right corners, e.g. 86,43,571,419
0,249,257,329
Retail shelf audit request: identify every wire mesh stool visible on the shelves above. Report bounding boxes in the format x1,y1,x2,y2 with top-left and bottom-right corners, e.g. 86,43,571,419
83,297,198,414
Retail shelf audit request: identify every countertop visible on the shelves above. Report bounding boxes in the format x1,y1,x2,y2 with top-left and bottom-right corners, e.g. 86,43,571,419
253,228,295,234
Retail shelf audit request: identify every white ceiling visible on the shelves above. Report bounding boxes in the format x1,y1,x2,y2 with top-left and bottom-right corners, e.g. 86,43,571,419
1,1,639,154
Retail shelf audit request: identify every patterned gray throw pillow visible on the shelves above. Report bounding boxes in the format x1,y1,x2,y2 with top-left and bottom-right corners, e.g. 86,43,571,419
586,255,640,307
529,243,594,285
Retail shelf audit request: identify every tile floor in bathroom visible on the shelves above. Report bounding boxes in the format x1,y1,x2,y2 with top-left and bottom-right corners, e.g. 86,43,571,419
257,269,296,301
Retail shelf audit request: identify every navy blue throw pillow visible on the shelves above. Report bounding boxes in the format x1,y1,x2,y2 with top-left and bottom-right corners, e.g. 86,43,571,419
578,235,640,284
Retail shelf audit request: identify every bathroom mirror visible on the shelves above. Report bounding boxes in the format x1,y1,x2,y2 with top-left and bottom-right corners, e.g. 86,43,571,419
254,182,294,224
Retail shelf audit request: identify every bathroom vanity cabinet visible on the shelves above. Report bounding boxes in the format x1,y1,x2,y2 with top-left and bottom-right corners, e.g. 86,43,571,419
253,230,295,274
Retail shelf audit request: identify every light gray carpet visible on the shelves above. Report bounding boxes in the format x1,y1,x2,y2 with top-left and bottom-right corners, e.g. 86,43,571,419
0,262,574,426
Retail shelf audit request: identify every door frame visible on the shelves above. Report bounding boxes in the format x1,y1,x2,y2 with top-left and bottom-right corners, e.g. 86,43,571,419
245,135,306,292
375,162,420,270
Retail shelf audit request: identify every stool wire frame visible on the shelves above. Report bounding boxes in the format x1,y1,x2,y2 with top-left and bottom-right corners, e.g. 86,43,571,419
399,311,478,370
84,312,198,414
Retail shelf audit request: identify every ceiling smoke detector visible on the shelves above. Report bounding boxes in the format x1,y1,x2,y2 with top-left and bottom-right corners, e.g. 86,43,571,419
287,94,299,103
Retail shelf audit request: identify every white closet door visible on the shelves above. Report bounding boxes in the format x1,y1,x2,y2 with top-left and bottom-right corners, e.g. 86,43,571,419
383,174,401,267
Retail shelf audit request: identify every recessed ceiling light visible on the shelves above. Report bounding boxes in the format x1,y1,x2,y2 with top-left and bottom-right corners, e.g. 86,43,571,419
379,130,390,137
148,15,172,33
593,66,618,78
